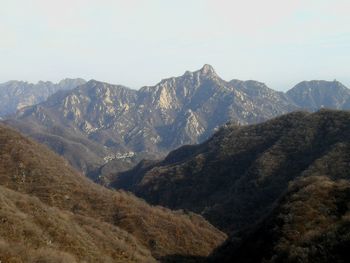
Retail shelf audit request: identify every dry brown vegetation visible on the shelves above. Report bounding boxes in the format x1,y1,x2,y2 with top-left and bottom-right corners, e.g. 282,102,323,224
110,109,350,262
0,186,153,263
112,110,350,232
211,176,350,262
0,124,226,262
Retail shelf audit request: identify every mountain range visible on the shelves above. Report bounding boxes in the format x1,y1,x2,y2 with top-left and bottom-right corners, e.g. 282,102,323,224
110,109,350,262
3,65,350,181
1,66,350,262
0,78,86,117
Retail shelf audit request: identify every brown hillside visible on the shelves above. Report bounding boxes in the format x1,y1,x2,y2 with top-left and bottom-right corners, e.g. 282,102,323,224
0,185,154,263
109,109,350,262
0,124,226,261
210,176,350,262
110,110,350,233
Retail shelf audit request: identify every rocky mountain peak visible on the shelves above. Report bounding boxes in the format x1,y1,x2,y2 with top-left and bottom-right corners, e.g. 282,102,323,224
198,64,217,77
7,68,301,177
0,78,87,117
8,67,350,182
292,80,347,90
286,80,350,111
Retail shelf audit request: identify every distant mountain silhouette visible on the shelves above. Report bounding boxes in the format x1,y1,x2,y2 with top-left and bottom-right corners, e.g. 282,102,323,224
287,80,350,111
0,78,86,117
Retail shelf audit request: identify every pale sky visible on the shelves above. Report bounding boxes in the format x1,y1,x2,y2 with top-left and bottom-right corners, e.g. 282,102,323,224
0,0,349,90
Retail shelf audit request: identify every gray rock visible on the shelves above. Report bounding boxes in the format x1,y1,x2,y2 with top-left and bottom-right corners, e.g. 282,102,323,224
0,78,86,117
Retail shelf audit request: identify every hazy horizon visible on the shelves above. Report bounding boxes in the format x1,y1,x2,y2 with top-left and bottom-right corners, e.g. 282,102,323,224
1,0,349,91
0,63,348,92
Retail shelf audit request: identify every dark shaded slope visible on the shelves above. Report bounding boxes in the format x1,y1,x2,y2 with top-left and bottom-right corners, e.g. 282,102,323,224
210,176,350,263
111,110,350,233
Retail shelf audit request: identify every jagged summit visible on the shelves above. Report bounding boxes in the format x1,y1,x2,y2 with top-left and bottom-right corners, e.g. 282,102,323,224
6,67,350,181
198,64,217,76
182,64,218,78
6,67,297,178
0,78,86,117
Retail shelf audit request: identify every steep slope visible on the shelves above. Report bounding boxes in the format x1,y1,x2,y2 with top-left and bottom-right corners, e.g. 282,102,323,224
110,110,350,233
0,124,226,261
286,80,350,111
5,65,297,178
210,176,350,263
0,78,86,117
5,116,111,177
0,186,155,263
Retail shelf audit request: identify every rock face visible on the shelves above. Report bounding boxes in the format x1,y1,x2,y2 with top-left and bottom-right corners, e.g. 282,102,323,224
110,109,350,230
0,124,226,262
0,78,86,117
4,66,350,179
287,80,350,111
5,65,297,178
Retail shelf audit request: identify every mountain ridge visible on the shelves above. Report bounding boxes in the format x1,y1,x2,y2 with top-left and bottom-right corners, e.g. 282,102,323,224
0,78,86,117
3,65,350,180
287,80,350,111
109,109,350,231
4,65,298,178
0,123,226,261
109,109,350,262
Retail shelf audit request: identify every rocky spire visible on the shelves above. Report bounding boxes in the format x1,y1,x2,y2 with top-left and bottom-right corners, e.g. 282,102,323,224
199,64,217,76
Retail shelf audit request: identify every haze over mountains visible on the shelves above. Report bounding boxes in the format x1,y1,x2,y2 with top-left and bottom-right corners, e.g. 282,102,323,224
0,78,86,117
287,80,350,111
3,65,350,181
